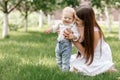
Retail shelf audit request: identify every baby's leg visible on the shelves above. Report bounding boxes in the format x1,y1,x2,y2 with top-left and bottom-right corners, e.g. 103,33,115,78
56,52,62,70
62,42,72,71
55,43,62,70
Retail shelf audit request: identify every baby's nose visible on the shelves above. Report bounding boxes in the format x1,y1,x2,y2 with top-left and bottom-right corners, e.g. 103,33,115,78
66,18,69,20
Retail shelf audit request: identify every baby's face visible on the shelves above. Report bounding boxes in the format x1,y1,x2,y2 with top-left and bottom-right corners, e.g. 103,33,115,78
62,11,74,24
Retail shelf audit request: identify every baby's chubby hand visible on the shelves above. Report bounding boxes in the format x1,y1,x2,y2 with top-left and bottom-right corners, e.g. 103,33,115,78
44,28,52,34
44,29,50,34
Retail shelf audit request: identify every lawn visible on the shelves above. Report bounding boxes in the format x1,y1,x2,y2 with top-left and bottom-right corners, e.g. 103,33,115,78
0,26,120,80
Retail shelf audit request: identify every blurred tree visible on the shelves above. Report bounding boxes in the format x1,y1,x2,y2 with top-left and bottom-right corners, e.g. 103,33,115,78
32,0,57,27
58,0,80,8
32,0,56,14
91,0,120,33
91,0,120,40
16,0,34,32
32,0,80,13
113,1,120,40
0,0,23,38
33,0,80,26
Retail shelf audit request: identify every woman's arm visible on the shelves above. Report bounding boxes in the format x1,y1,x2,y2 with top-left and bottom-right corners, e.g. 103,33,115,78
74,30,101,54
72,41,85,55
63,27,101,55
63,28,85,54
94,31,101,50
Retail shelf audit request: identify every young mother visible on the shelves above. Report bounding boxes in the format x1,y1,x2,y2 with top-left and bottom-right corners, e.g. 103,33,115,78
63,5,117,76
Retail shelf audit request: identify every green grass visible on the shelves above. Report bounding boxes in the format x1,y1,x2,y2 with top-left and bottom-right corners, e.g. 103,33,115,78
0,26,120,80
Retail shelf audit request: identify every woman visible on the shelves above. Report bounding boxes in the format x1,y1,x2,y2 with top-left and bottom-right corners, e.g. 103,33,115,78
63,5,117,76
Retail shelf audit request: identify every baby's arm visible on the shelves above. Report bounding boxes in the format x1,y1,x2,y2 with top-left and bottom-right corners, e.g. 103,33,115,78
44,28,53,34
44,23,60,34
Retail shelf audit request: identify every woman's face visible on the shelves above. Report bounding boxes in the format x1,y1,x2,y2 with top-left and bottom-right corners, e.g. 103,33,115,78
77,18,84,27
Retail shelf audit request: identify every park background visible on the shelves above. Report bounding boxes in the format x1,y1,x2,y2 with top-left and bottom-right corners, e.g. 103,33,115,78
0,0,120,80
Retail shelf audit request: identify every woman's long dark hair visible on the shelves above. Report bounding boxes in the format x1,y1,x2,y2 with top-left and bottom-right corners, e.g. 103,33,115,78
76,6,103,65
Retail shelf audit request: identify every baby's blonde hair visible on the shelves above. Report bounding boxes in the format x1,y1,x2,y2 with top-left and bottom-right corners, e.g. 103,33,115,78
62,7,78,23
63,7,75,13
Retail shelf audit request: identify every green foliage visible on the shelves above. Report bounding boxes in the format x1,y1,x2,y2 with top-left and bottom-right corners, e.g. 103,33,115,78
0,0,23,13
91,0,102,8
32,0,80,14
58,0,80,8
91,0,120,10
32,0,57,14
114,0,120,8
17,0,33,15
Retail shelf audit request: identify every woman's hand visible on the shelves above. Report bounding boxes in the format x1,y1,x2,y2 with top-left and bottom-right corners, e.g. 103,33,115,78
63,28,74,40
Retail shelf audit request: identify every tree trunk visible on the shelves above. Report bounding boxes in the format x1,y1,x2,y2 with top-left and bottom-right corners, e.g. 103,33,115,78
105,6,112,32
47,14,51,26
24,17,28,32
24,11,28,32
118,14,120,40
38,10,43,28
2,13,8,38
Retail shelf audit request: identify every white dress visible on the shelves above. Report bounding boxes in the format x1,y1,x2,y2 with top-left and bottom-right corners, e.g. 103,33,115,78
70,27,114,76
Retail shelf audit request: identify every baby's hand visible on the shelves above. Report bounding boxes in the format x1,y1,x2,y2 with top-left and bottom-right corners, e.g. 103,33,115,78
57,27,60,35
44,28,52,34
44,30,50,34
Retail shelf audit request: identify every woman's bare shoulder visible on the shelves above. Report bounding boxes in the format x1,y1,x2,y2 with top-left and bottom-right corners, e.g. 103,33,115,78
94,29,101,49
94,27,99,32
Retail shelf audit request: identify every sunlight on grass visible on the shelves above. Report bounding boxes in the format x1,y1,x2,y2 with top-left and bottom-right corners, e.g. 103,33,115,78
0,54,5,60
118,77,120,80
19,57,56,67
